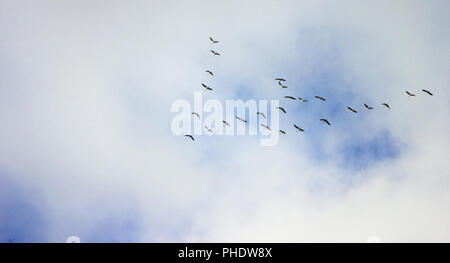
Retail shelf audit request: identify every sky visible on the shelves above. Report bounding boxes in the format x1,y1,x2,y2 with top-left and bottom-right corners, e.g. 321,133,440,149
0,0,449,242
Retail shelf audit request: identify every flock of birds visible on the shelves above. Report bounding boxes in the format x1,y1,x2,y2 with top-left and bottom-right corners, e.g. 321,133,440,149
184,37,434,141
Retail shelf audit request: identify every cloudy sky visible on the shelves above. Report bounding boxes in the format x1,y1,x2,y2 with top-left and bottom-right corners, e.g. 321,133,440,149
0,0,449,242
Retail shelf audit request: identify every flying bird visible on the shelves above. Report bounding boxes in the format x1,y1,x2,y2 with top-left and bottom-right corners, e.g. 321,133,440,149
320,119,331,126
284,96,296,100
406,90,416,97
209,37,219,44
422,89,433,96
294,124,304,132
382,103,390,109
205,70,214,76
364,104,374,110
235,116,247,123
201,83,212,90
278,81,288,88
204,126,213,133
347,106,358,113
260,124,271,131
184,135,194,141
276,106,286,114
222,120,230,127
275,78,286,82
298,97,308,103
279,130,287,135
210,50,220,56
192,112,200,119
256,112,266,119
315,96,326,101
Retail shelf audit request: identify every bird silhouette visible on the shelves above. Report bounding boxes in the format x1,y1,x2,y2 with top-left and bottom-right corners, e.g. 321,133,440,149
279,130,287,135
298,97,308,103
382,103,390,109
201,83,212,90
209,37,219,44
192,112,200,119
294,124,304,132
185,135,194,141
256,112,266,119
315,96,326,101
278,81,288,88
205,70,214,76
347,106,358,113
320,119,331,126
222,120,231,127
260,124,271,131
275,78,286,82
284,96,296,100
210,50,220,56
364,104,374,110
422,89,433,96
276,106,286,114
235,116,247,123
406,90,416,97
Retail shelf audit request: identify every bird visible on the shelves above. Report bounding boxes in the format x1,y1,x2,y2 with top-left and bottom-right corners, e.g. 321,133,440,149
256,112,266,119
192,112,200,119
406,90,416,97
315,96,326,101
201,83,212,90
235,116,247,123
279,130,287,135
205,70,214,76
275,78,286,82
278,81,288,88
347,106,358,113
276,106,286,114
222,120,231,127
294,124,304,132
382,103,390,109
422,89,433,96
204,126,213,133
284,96,296,100
260,124,271,131
210,50,220,56
184,135,194,141
210,37,219,44
298,97,308,103
320,119,331,126
364,104,374,110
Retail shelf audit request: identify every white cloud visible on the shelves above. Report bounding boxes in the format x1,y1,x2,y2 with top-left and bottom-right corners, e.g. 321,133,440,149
0,0,449,242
